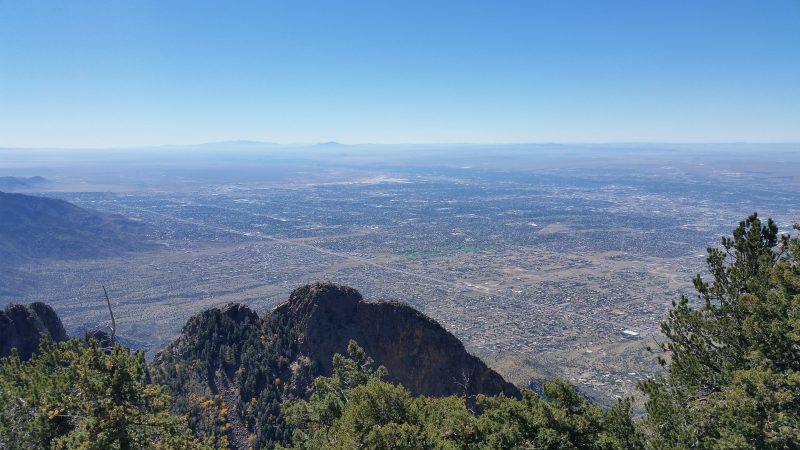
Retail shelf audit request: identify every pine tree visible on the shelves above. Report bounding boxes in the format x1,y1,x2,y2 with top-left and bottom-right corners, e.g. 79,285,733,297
639,214,800,448
0,337,209,450
282,340,640,449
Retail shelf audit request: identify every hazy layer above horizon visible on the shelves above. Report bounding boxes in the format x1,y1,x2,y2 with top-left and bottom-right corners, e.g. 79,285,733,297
1,142,798,190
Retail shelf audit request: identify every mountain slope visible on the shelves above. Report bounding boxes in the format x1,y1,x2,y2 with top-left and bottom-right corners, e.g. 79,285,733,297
153,282,519,449
0,192,152,264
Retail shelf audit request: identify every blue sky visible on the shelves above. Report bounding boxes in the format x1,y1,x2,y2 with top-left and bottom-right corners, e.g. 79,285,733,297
1,0,798,147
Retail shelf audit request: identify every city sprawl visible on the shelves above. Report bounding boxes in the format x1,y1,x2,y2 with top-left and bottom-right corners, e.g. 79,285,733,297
2,144,798,405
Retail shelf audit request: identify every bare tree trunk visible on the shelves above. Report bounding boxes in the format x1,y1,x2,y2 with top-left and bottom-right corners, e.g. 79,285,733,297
102,285,115,347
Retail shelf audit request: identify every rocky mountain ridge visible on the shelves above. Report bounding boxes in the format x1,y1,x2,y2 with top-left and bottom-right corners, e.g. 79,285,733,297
0,283,521,449
153,282,519,449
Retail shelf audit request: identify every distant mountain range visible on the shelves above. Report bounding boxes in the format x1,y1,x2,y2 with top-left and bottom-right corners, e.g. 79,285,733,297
0,176,48,192
0,191,154,264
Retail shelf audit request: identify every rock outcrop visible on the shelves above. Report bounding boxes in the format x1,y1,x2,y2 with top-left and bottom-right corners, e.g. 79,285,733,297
274,282,518,398
0,302,68,360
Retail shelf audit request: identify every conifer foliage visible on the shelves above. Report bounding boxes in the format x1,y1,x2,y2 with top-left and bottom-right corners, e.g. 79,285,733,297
281,340,641,449
0,338,207,450
640,214,800,448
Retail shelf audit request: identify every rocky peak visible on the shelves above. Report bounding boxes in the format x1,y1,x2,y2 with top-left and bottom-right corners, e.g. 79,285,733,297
272,282,520,399
0,302,67,360
278,281,361,322
221,303,259,325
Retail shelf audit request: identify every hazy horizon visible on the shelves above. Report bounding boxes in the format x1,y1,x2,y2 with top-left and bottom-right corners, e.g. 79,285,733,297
3,140,800,151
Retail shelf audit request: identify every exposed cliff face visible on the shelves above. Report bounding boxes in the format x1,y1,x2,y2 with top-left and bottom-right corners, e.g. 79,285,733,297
0,302,68,360
154,282,520,449
275,282,519,398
